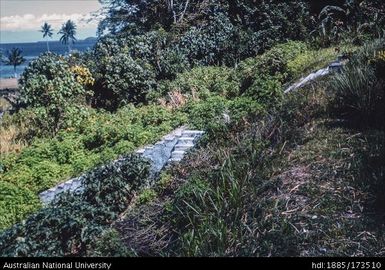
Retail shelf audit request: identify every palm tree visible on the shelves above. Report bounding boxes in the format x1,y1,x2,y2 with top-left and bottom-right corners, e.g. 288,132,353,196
58,20,77,53
40,22,54,52
4,48,26,78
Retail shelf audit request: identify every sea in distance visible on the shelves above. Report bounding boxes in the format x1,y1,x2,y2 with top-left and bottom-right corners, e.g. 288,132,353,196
0,38,97,79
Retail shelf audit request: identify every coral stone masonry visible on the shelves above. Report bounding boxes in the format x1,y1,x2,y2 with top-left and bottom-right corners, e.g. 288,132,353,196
39,127,204,204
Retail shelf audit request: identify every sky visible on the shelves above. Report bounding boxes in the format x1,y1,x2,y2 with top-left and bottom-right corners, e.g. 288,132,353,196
0,0,102,43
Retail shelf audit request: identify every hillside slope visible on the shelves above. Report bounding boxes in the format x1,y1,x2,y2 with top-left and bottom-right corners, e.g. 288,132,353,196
105,46,385,257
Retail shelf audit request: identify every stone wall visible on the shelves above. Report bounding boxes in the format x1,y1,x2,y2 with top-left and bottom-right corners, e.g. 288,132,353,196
39,126,204,204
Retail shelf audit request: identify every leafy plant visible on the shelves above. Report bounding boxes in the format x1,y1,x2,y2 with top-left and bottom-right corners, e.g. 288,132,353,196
157,66,240,101
0,154,150,256
19,53,91,135
95,52,156,108
0,181,41,231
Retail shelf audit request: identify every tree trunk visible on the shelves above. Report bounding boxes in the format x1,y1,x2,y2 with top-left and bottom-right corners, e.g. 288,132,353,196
47,40,50,52
14,65,17,78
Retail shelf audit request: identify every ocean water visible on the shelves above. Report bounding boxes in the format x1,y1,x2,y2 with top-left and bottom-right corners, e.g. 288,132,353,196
0,39,97,78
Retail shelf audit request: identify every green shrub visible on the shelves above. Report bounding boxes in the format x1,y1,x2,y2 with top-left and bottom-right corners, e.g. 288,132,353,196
137,189,157,205
103,53,156,106
158,47,190,80
187,95,268,139
61,105,94,132
0,108,39,142
178,13,239,66
228,97,264,122
254,41,307,78
19,53,88,107
158,66,240,101
243,75,283,107
0,154,150,256
287,47,336,79
1,160,72,194
89,229,132,257
0,103,186,217
187,96,229,131
0,181,40,231
82,105,186,151
91,31,173,108
19,53,91,134
30,161,71,192
287,45,358,80
238,41,308,90
0,106,83,142
112,140,135,156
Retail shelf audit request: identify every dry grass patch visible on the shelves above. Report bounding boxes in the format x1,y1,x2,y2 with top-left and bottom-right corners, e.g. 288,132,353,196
0,124,25,155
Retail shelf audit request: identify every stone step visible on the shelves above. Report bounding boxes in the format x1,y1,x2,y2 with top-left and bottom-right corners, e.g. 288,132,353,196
171,151,185,157
182,130,204,137
136,148,146,154
64,183,72,190
164,136,175,141
177,137,195,144
174,145,192,151
173,129,184,137
171,153,185,160
169,157,183,162
172,150,186,156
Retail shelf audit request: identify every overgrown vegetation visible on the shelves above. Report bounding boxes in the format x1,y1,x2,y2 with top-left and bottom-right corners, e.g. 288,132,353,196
0,0,384,257
0,154,149,256
110,43,385,256
0,104,186,230
330,40,385,128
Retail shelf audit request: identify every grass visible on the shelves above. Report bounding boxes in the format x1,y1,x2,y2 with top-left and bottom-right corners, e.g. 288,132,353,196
268,120,385,256
105,75,385,257
0,98,12,112
0,124,25,156
286,44,358,83
329,40,385,129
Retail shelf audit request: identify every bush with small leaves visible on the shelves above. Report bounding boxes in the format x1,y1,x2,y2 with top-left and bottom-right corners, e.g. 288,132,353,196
102,53,156,107
19,53,92,134
157,66,240,101
0,154,150,256
0,181,41,231
19,53,90,108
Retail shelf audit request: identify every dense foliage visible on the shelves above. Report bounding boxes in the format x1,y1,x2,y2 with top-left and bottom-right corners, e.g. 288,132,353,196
0,104,186,230
19,53,93,134
110,39,384,257
311,0,385,46
1,0,385,257
0,154,149,256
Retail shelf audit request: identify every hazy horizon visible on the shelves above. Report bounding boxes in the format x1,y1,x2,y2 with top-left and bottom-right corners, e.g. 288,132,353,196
0,33,98,44
0,0,102,43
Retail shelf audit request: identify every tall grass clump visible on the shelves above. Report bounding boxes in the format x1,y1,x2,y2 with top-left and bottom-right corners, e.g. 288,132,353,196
330,39,385,128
